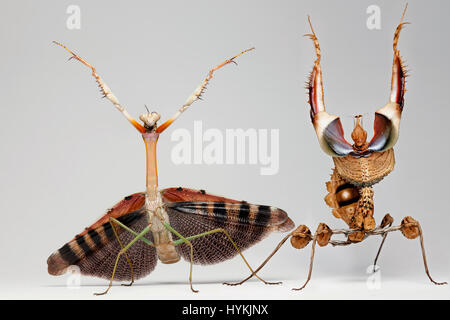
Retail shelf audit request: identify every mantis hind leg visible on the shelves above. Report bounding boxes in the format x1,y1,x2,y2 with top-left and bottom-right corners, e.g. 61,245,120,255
109,217,135,287
411,220,447,286
292,235,318,291
169,225,281,290
163,223,198,293
224,232,293,286
372,214,394,272
94,224,153,296
202,228,281,285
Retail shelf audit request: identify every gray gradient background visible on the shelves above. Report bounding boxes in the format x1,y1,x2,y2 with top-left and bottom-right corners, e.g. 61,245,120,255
0,0,449,299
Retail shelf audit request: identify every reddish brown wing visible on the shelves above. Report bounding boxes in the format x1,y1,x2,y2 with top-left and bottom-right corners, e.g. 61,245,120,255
72,192,146,239
47,193,157,281
162,187,243,203
161,187,294,265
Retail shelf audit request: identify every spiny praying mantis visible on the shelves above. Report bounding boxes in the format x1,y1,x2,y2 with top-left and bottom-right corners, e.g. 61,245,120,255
225,5,447,291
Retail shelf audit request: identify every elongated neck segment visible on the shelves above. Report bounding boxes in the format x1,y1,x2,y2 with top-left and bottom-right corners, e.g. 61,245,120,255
142,131,160,201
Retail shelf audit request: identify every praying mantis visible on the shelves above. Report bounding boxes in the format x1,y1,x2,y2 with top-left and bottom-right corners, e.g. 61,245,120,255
47,43,294,295
225,5,447,290
47,4,445,296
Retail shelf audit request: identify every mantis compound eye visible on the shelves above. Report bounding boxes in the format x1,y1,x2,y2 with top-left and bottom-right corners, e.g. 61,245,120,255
139,112,161,130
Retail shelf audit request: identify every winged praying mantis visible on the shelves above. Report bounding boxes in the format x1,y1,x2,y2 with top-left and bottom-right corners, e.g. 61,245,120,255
47,43,294,295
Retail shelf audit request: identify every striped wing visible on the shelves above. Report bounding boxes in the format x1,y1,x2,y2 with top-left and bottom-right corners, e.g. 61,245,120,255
47,193,157,281
161,187,294,265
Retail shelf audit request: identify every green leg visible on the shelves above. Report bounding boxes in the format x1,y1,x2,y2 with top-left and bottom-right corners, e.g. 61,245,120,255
108,217,154,287
109,218,134,287
109,217,154,246
163,223,198,293
171,227,277,286
94,225,152,296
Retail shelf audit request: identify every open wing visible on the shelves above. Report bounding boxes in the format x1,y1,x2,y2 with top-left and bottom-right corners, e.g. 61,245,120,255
47,193,157,281
161,187,294,265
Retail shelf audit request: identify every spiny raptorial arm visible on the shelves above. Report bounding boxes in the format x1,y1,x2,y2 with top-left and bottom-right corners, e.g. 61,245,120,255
390,4,409,109
156,47,255,133
305,15,325,118
305,17,353,157
53,41,146,133
368,4,409,152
